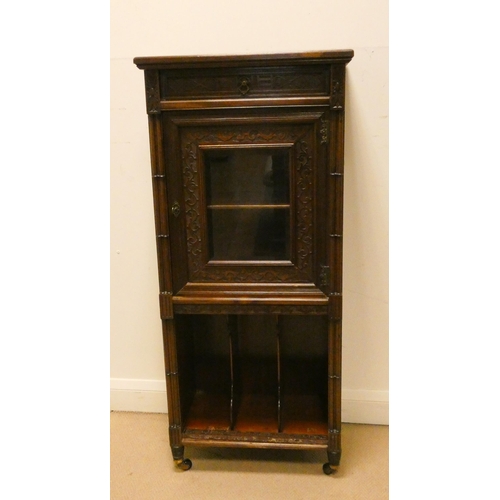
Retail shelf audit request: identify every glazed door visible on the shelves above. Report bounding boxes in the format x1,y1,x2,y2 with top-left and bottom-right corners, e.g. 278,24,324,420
163,109,329,292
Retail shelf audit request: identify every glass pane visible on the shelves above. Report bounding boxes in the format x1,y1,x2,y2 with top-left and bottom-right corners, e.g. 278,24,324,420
205,149,290,205
208,208,290,261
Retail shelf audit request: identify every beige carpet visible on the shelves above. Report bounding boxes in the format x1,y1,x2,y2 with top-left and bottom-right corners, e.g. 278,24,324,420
111,412,388,499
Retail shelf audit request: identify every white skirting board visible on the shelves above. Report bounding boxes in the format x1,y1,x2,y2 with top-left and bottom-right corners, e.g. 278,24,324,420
110,379,388,425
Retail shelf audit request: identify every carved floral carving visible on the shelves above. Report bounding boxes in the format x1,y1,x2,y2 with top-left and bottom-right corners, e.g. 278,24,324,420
144,70,160,114
182,142,202,274
330,65,345,109
295,140,313,274
183,429,328,444
331,80,342,109
161,68,329,99
320,116,329,144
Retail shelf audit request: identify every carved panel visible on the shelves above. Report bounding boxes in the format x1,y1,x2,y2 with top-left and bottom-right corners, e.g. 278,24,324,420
272,72,328,93
295,140,313,274
179,122,316,283
181,141,203,275
195,267,301,283
144,70,160,114
166,74,235,97
330,65,345,109
160,66,330,100
183,429,328,444
320,115,329,144
331,80,342,109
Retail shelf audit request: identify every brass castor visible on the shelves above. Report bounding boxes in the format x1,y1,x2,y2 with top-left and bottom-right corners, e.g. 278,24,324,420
174,458,192,471
323,463,338,475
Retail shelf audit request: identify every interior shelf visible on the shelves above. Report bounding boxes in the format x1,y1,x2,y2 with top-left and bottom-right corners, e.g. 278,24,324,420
233,393,278,433
184,391,231,431
281,394,328,435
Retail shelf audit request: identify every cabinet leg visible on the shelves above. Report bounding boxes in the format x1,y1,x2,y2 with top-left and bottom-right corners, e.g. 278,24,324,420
323,450,340,475
172,446,192,471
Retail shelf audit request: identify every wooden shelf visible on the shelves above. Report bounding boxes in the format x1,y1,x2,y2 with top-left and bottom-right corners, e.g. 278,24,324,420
184,393,327,435
281,394,328,435
173,285,329,315
184,391,231,431
233,394,278,433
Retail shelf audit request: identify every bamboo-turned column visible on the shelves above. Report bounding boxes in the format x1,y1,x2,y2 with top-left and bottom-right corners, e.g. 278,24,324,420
276,315,283,433
162,320,182,453
325,65,347,469
146,74,189,468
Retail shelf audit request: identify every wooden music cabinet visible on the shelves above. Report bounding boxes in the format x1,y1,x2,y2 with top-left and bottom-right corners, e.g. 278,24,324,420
134,51,354,475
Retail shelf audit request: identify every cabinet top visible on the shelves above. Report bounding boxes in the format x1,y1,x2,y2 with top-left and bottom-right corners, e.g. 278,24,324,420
133,50,354,70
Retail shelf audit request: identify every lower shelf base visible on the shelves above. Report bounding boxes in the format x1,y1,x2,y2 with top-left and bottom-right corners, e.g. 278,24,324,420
184,390,328,436
182,429,328,449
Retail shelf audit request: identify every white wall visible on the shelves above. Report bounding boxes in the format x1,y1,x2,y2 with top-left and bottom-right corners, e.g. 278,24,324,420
110,0,388,424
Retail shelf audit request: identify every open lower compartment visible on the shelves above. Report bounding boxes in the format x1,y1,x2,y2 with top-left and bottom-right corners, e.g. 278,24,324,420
279,316,329,435
175,313,329,438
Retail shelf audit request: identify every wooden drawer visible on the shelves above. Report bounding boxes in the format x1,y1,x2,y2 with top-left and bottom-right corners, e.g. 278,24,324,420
159,65,331,100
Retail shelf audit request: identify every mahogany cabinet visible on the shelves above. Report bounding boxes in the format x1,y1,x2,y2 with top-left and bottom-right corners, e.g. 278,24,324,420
134,51,354,475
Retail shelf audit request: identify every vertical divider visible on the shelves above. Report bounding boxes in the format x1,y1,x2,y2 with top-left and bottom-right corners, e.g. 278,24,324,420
228,314,238,430
276,314,282,433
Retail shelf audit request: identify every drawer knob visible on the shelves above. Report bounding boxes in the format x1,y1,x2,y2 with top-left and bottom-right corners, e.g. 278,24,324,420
238,77,251,96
